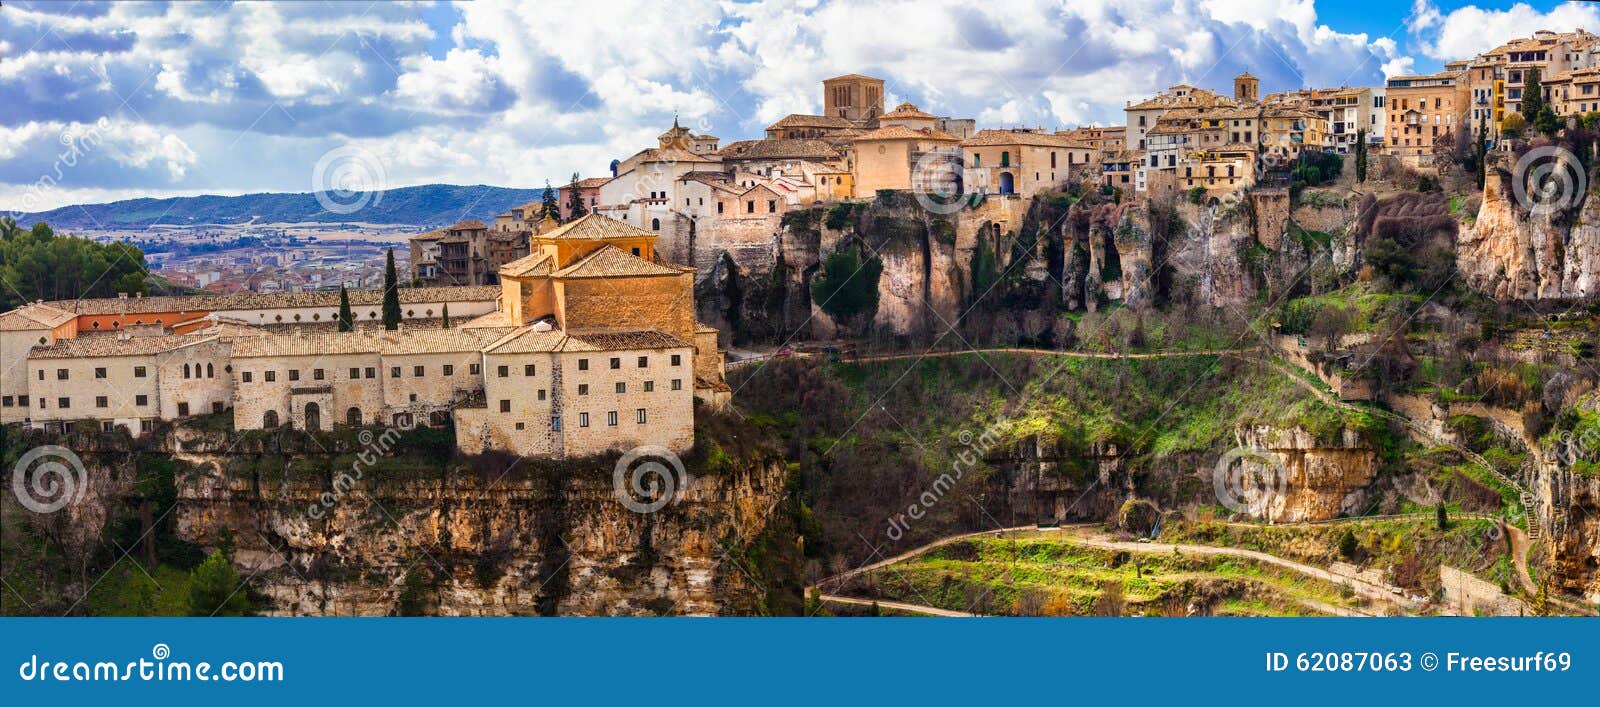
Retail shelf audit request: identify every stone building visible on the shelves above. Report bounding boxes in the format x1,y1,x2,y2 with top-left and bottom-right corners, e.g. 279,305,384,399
851,124,962,194
960,129,1095,197
4,215,723,459
823,73,885,124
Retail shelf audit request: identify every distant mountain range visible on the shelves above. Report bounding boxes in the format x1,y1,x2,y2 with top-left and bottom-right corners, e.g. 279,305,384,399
9,184,549,230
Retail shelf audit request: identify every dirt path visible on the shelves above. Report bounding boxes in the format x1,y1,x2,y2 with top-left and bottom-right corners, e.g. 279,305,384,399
818,595,979,617
813,525,1413,617
1505,522,1538,595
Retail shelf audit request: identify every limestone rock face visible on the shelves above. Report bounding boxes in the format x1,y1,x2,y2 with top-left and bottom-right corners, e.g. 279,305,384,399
1458,153,1600,301
1533,439,1600,602
45,426,792,616
1231,426,1378,523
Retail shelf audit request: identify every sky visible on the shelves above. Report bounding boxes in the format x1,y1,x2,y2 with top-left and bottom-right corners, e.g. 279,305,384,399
1,0,1595,213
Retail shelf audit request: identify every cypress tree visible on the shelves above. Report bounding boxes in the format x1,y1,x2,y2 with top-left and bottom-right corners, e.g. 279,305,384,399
566,172,587,219
382,249,401,330
1521,67,1544,124
1355,129,1368,182
337,285,353,332
441,303,450,328
541,181,561,222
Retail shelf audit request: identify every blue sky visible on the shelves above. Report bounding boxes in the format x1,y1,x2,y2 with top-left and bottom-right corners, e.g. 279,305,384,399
0,0,1591,213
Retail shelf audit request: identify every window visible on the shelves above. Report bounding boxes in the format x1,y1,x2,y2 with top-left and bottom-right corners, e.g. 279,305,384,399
616,382,626,394
644,381,654,392
671,379,683,391
16,395,24,407
538,389,546,400
350,368,361,379
289,369,300,382
134,366,147,378
607,411,618,426
578,358,589,371
671,354,681,366
391,367,401,378
95,396,108,408
768,200,776,213
499,400,511,413
443,364,454,376
524,364,535,376
515,422,525,430
177,402,189,416
207,363,214,378
38,370,43,381
366,367,377,378
102,421,115,433
58,397,70,409
95,367,107,379
141,420,154,433
212,401,223,414
136,395,148,406
469,363,481,375
1,396,9,407
414,365,425,377
551,416,562,431
243,371,253,383
578,384,589,395
183,364,191,379
57,368,68,380
637,356,648,368
746,200,755,213
579,412,590,427
314,368,326,381
266,371,277,382
717,202,724,214
637,409,647,424
609,357,621,369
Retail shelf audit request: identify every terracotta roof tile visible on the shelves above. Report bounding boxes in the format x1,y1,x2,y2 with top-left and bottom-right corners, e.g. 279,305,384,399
0,303,76,330
553,245,689,279
45,286,500,316
852,125,960,142
719,139,843,160
530,213,655,241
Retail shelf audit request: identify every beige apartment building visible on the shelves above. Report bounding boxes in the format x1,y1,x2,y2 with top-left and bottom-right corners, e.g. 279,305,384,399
1385,71,1469,166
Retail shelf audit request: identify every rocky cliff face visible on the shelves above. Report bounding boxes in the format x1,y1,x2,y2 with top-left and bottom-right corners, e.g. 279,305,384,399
1532,439,1600,602
1459,150,1600,301
12,421,797,616
1233,426,1378,523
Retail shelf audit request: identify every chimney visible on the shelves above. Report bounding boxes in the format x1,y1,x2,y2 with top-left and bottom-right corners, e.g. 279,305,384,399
118,292,128,299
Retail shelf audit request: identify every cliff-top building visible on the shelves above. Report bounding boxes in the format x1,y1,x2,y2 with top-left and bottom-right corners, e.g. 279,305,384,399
3,214,725,459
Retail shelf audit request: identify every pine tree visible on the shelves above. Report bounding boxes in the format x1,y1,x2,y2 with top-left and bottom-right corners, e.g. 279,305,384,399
337,285,353,332
1436,504,1449,530
1522,66,1544,125
188,550,250,616
566,172,587,220
382,249,401,331
441,303,450,328
1475,114,1489,187
541,181,561,222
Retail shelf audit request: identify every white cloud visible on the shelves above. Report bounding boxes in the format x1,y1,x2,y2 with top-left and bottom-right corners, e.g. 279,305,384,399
1409,1,1600,62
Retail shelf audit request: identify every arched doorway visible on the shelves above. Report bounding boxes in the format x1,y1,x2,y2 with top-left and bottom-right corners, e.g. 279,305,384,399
999,172,1015,195
346,407,362,426
304,403,321,431
263,410,279,428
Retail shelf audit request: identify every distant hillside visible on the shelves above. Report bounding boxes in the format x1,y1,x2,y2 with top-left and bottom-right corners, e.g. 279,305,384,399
10,184,548,230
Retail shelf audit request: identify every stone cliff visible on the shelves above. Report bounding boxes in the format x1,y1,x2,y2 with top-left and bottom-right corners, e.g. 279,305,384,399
8,417,799,616
1459,149,1600,301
